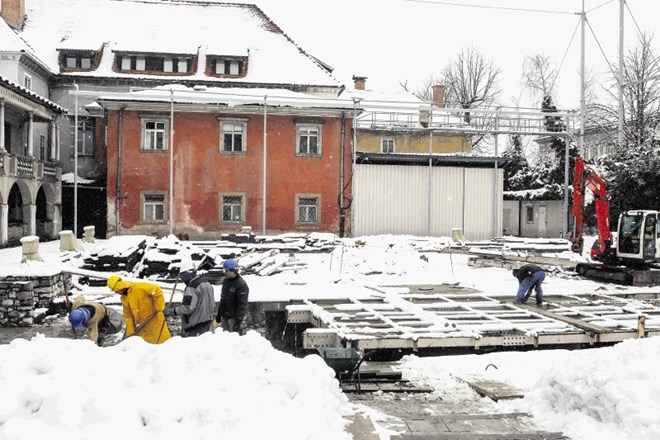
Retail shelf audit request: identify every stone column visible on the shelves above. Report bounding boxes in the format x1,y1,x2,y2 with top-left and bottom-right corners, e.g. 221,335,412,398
59,230,82,251
0,204,7,247
83,225,96,243
20,235,43,263
26,111,34,157
0,98,5,152
26,203,36,237
49,122,57,161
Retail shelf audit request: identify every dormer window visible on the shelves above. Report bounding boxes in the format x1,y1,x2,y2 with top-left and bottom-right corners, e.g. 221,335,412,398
206,56,247,78
116,53,194,75
59,50,99,72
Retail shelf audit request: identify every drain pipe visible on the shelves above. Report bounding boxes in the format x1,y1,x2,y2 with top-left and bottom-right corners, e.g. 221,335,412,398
339,112,346,237
115,107,124,235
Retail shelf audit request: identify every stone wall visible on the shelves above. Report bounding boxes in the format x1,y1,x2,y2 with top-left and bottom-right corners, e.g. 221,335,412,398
0,272,72,327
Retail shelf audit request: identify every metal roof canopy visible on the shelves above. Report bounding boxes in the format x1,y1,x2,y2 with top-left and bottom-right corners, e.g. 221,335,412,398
355,152,513,168
357,106,576,137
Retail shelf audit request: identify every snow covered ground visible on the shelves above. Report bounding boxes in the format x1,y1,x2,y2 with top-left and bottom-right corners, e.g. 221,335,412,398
0,234,659,440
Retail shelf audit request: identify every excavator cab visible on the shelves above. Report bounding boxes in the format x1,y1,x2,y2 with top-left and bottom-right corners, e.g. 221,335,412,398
616,210,659,264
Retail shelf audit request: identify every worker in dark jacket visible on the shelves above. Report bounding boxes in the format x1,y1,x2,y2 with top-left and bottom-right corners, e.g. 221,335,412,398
164,258,215,337
512,264,545,305
214,258,249,335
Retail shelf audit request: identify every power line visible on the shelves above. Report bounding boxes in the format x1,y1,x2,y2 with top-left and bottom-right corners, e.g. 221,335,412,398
551,17,582,93
586,0,615,14
624,1,645,41
405,0,577,16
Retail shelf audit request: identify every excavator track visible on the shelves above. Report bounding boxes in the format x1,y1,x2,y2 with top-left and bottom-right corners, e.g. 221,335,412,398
576,262,660,286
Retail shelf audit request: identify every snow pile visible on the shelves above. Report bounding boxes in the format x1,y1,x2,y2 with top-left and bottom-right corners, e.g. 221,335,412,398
0,332,352,440
521,337,660,440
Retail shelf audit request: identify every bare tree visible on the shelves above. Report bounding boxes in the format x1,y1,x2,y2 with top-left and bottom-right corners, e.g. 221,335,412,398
604,32,660,148
442,46,502,114
522,54,557,101
400,75,438,102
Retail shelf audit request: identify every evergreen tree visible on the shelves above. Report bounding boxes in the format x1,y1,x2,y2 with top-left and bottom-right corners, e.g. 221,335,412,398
502,134,531,191
541,95,578,189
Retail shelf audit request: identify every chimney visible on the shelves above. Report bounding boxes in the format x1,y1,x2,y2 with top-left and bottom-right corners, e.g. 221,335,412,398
432,84,445,107
1,0,25,29
352,75,367,91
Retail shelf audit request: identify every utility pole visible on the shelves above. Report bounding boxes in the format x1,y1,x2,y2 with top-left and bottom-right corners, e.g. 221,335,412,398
618,0,625,149
579,0,586,158
73,83,79,237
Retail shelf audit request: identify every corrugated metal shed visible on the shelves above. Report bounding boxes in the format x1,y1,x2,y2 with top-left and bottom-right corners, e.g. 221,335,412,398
353,153,505,240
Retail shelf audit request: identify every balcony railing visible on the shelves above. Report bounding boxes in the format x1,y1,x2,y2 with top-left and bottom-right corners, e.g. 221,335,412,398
0,152,61,181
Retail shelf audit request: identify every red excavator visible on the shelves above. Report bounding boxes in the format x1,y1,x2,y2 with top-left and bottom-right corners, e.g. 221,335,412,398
570,156,660,285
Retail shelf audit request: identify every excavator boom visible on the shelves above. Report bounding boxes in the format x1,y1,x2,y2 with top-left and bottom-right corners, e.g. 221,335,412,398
571,156,613,259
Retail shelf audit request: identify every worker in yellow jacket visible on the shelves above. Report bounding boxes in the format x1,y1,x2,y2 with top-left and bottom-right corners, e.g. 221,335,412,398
107,275,171,344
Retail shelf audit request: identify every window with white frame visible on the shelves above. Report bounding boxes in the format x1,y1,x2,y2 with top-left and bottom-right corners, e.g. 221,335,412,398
221,194,244,222
143,193,166,222
381,138,395,153
71,117,95,156
219,119,247,153
296,124,321,156
23,74,32,90
214,58,243,75
141,119,168,151
296,195,320,224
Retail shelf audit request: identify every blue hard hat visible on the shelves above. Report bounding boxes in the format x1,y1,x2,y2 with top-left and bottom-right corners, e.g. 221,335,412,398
222,259,238,271
69,309,86,328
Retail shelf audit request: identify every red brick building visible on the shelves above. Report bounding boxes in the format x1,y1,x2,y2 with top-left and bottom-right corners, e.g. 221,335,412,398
101,87,355,238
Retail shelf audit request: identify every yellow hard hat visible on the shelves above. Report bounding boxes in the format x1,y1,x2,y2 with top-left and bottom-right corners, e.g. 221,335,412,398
107,275,121,290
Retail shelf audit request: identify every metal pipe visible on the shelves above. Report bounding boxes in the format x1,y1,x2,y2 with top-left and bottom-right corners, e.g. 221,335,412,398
493,107,500,238
339,112,346,237
169,88,174,236
115,108,124,235
618,0,625,149
427,107,433,236
74,83,78,237
579,0,586,157
262,95,267,236
351,98,360,238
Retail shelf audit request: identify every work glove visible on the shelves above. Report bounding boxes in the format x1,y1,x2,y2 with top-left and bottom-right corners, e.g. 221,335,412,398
163,307,176,317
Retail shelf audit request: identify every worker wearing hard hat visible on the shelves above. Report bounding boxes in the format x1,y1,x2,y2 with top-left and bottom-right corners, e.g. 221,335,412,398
107,275,171,344
68,295,123,345
214,259,249,335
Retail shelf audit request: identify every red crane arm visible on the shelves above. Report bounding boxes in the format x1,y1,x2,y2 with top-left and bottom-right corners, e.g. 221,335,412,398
571,156,613,255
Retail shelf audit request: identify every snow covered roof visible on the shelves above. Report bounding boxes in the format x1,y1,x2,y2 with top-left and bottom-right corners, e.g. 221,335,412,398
17,0,341,89
0,75,67,113
356,151,512,168
98,84,358,112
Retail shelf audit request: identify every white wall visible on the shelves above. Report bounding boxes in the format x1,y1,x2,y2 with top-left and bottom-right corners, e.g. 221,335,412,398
353,164,503,240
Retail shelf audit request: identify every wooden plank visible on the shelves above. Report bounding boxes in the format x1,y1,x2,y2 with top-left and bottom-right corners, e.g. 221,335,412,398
454,377,524,401
515,303,612,334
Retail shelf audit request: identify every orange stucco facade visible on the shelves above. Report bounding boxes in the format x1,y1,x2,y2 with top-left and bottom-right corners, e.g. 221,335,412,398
105,109,353,238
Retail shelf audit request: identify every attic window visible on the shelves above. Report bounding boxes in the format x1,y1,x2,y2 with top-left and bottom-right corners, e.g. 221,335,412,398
60,51,97,71
118,54,192,75
206,56,247,78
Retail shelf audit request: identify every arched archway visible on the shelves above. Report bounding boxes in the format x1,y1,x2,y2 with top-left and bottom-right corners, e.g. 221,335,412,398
7,183,28,244
35,183,58,241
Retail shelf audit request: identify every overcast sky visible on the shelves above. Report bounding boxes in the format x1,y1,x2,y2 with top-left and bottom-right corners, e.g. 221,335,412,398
255,0,658,110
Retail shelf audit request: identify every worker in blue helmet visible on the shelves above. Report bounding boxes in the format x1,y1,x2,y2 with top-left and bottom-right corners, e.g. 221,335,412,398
68,295,123,345
214,258,249,335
